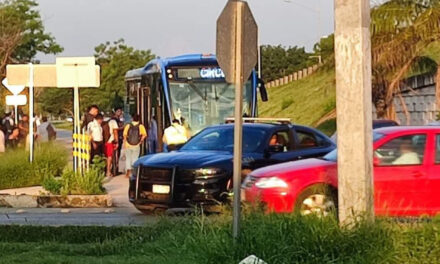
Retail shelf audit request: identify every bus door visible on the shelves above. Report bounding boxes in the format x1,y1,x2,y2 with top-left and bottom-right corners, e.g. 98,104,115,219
140,86,151,155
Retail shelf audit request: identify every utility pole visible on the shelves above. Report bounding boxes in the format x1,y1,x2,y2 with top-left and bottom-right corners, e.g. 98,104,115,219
335,0,374,224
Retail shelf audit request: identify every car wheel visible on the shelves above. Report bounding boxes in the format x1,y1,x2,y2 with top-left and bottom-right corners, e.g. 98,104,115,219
294,184,338,217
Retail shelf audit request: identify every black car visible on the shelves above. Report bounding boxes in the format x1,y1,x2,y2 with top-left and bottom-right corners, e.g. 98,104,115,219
129,123,335,213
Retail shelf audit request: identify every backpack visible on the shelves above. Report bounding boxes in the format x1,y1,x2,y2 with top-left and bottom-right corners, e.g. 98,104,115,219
102,118,118,143
127,123,141,145
102,121,111,143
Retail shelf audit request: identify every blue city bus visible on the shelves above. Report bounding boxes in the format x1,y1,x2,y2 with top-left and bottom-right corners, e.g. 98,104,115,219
125,53,267,152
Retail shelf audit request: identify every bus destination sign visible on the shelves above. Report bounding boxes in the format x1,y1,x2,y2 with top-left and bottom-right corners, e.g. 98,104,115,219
176,67,225,80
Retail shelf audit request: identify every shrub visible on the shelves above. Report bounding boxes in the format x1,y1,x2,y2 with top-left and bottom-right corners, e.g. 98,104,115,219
0,143,68,190
281,98,294,110
43,166,106,195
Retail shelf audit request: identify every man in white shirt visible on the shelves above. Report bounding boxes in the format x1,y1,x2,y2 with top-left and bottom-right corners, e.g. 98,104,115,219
392,139,420,165
88,114,104,161
104,110,122,177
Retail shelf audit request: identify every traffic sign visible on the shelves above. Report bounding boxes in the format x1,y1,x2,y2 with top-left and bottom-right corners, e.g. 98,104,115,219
216,0,258,239
2,78,25,95
6,95,27,106
217,0,258,84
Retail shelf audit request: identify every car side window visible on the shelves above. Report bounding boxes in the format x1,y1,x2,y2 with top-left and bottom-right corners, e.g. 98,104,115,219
375,134,426,166
268,131,291,152
296,130,319,149
435,135,440,164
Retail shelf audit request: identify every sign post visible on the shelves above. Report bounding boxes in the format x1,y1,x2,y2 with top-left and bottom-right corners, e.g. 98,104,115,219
6,58,100,168
217,0,258,238
2,78,25,124
335,0,374,224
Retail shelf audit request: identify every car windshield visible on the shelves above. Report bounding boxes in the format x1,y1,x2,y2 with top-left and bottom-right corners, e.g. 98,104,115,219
180,126,267,153
169,80,252,134
323,132,385,161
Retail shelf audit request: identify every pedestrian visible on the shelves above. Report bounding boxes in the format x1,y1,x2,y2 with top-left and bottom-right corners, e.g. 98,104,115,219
163,119,188,151
2,112,14,136
102,110,121,177
82,105,99,130
0,124,5,153
6,127,20,150
37,116,56,143
123,114,147,178
88,113,104,161
147,115,158,154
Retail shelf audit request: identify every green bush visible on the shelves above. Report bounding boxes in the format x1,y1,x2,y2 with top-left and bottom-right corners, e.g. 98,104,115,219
43,166,106,195
0,143,68,190
281,98,294,110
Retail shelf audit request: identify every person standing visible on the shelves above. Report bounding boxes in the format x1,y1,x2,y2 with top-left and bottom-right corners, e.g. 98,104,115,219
37,116,56,143
1,113,14,136
123,114,147,177
87,114,104,161
6,127,20,150
103,110,121,177
147,115,158,154
163,119,188,151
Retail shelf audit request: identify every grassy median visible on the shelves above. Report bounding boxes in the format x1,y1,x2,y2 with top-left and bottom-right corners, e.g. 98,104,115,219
0,213,439,264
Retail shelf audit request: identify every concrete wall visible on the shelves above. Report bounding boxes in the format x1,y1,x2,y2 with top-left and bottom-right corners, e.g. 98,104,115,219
393,74,437,125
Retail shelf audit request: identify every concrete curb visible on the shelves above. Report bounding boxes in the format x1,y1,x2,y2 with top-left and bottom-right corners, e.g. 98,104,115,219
0,194,112,208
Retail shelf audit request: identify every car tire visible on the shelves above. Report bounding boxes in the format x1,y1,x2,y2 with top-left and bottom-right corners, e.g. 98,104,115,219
294,184,338,217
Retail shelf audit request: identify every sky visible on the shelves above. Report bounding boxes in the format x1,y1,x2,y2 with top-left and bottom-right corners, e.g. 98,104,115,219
35,0,335,63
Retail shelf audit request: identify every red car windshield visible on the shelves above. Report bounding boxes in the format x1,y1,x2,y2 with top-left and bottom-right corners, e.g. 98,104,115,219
323,132,385,162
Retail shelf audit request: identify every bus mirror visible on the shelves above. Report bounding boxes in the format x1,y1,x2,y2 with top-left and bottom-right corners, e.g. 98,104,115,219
259,79,268,102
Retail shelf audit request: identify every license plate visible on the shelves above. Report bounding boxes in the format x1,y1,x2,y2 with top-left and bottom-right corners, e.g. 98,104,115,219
152,184,170,194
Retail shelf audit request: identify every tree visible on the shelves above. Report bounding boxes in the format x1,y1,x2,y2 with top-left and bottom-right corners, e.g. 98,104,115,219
371,0,440,119
0,0,63,114
38,39,155,115
261,45,313,82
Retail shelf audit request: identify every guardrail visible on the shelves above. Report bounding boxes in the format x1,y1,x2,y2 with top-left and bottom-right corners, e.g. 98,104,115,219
266,63,321,89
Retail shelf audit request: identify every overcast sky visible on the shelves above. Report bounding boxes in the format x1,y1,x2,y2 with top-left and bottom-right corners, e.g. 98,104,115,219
35,0,335,63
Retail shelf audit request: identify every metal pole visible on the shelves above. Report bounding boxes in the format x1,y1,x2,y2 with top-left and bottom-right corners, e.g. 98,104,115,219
232,1,244,239
74,86,81,173
72,88,77,173
29,63,34,163
14,105,18,125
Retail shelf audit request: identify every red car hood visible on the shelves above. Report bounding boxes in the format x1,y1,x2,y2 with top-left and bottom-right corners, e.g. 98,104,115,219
252,158,336,178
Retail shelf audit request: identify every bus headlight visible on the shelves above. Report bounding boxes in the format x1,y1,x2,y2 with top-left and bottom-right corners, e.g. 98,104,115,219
255,177,288,189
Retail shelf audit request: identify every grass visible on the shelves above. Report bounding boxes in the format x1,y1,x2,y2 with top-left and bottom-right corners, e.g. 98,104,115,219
0,213,439,263
53,121,73,131
259,68,336,128
0,143,68,190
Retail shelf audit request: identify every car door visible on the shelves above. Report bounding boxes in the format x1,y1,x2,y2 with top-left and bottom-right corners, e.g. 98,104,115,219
426,133,440,215
293,128,334,160
373,133,430,216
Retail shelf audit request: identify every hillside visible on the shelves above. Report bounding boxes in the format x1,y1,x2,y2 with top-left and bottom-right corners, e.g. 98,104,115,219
259,68,336,134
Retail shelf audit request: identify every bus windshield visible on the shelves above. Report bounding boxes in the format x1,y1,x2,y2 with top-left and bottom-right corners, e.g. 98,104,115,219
169,79,252,134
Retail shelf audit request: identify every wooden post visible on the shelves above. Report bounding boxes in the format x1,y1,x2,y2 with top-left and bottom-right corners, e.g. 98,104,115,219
335,0,374,224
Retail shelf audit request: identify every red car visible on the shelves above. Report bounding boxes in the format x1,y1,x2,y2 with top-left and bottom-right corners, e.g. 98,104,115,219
243,126,440,217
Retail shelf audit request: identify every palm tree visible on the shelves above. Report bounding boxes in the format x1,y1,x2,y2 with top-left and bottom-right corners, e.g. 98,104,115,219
371,0,440,120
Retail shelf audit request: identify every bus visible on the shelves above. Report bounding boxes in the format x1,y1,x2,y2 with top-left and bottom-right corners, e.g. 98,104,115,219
124,53,267,152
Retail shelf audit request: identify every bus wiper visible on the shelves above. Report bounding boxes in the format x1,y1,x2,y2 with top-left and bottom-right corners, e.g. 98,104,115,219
186,79,207,101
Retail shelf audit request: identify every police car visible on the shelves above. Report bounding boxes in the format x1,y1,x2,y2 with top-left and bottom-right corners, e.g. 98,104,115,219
128,119,335,213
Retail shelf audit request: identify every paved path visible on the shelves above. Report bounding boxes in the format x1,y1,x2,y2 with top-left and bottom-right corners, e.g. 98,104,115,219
0,207,157,226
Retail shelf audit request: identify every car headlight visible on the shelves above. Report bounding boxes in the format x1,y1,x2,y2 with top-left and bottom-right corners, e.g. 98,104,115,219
255,177,288,189
195,168,224,177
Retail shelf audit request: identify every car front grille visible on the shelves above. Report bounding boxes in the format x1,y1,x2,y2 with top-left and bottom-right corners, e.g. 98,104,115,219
139,167,173,182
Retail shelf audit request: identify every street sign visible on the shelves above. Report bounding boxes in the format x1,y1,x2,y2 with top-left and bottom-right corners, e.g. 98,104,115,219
56,57,100,88
217,0,258,84
6,95,27,106
216,0,258,239
2,78,25,95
